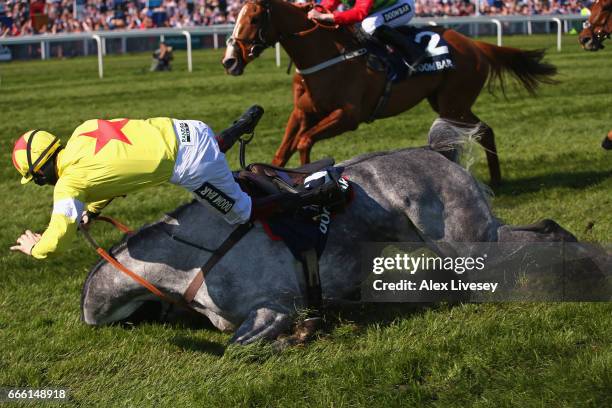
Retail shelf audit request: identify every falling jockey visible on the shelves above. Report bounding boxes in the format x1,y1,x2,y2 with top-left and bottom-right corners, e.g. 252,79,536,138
308,0,428,70
9,106,342,259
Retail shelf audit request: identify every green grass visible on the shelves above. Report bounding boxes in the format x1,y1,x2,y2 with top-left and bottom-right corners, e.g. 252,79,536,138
0,34,610,407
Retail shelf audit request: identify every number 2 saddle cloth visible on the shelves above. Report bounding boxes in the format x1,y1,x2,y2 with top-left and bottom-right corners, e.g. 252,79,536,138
366,26,455,82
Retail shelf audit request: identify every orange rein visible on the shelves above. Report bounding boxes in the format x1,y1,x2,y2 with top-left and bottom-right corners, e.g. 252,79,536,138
81,216,193,310
293,5,340,37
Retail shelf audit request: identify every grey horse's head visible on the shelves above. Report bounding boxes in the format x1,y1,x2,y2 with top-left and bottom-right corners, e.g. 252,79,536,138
81,202,226,325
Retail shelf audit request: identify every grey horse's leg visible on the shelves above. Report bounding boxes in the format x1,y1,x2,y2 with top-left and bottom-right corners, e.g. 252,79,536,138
230,304,293,345
497,219,578,242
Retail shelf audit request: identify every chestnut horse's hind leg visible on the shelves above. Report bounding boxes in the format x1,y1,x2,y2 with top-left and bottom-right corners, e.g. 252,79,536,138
475,120,501,186
431,96,502,185
459,112,501,186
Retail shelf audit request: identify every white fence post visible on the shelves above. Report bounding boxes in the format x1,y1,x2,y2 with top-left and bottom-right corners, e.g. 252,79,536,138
182,30,193,72
92,34,104,79
552,17,562,51
40,40,46,60
490,18,502,46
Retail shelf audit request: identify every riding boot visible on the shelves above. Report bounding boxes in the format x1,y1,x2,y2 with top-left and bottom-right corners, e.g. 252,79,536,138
373,25,428,73
215,105,264,153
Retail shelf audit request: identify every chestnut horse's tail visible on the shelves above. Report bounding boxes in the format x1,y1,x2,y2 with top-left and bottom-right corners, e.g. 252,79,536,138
473,41,558,96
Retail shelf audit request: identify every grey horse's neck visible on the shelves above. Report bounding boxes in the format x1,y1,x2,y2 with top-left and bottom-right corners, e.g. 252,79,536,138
119,201,236,296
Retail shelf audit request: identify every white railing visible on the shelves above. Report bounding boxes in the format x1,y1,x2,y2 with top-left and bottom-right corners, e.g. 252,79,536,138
0,14,585,78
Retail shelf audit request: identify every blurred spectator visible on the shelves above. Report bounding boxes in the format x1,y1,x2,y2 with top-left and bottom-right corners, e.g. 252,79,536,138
150,40,172,70
0,0,592,37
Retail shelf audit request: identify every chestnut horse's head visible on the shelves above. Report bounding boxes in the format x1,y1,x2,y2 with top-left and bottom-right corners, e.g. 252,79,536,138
579,0,612,51
222,0,280,75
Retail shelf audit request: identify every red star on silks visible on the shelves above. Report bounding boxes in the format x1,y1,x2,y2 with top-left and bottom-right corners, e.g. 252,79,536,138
80,119,132,154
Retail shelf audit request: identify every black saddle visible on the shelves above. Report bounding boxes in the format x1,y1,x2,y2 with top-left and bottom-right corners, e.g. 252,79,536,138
236,157,335,197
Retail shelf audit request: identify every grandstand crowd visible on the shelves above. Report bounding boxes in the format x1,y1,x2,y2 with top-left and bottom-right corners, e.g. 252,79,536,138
0,0,589,37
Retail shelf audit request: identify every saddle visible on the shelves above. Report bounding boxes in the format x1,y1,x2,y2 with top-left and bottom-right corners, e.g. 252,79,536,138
235,158,351,318
236,157,348,210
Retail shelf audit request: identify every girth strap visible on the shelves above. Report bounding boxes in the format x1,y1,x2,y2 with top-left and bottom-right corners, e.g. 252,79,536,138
302,248,322,316
183,222,254,303
367,76,393,123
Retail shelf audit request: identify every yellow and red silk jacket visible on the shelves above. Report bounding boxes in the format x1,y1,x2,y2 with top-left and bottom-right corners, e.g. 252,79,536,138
32,118,178,259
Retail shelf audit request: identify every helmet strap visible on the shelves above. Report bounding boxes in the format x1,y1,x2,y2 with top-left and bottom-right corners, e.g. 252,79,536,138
37,147,62,186
25,130,60,185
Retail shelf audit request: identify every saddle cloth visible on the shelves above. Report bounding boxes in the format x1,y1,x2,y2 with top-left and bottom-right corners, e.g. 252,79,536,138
365,26,455,83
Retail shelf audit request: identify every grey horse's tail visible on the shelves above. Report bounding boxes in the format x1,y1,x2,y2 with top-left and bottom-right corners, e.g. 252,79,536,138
428,118,494,199
427,118,484,170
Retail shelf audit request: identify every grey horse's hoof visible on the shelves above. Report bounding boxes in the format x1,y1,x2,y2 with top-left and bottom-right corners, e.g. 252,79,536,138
294,317,322,341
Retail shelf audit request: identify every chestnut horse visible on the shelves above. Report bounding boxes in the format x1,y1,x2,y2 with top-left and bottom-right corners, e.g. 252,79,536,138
579,0,612,51
579,0,611,149
222,0,557,185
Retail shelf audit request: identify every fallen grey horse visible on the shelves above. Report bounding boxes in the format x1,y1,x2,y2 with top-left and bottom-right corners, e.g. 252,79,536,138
81,120,579,344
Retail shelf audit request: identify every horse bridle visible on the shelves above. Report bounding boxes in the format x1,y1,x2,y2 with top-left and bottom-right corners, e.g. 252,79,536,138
584,3,612,44
81,216,253,312
227,0,273,61
228,0,339,61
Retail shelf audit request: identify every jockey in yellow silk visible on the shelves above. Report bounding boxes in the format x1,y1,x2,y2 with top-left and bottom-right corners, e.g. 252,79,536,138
10,117,253,259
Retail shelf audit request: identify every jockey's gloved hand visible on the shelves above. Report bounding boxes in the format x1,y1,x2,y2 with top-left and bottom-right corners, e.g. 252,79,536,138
80,211,100,230
216,105,264,153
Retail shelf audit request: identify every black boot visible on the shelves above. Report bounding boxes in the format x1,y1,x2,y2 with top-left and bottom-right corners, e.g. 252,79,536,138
373,25,428,73
215,105,264,153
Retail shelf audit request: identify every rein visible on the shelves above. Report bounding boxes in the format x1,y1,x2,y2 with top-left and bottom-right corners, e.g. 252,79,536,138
292,5,340,37
80,217,187,308
229,0,365,76
81,215,253,308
